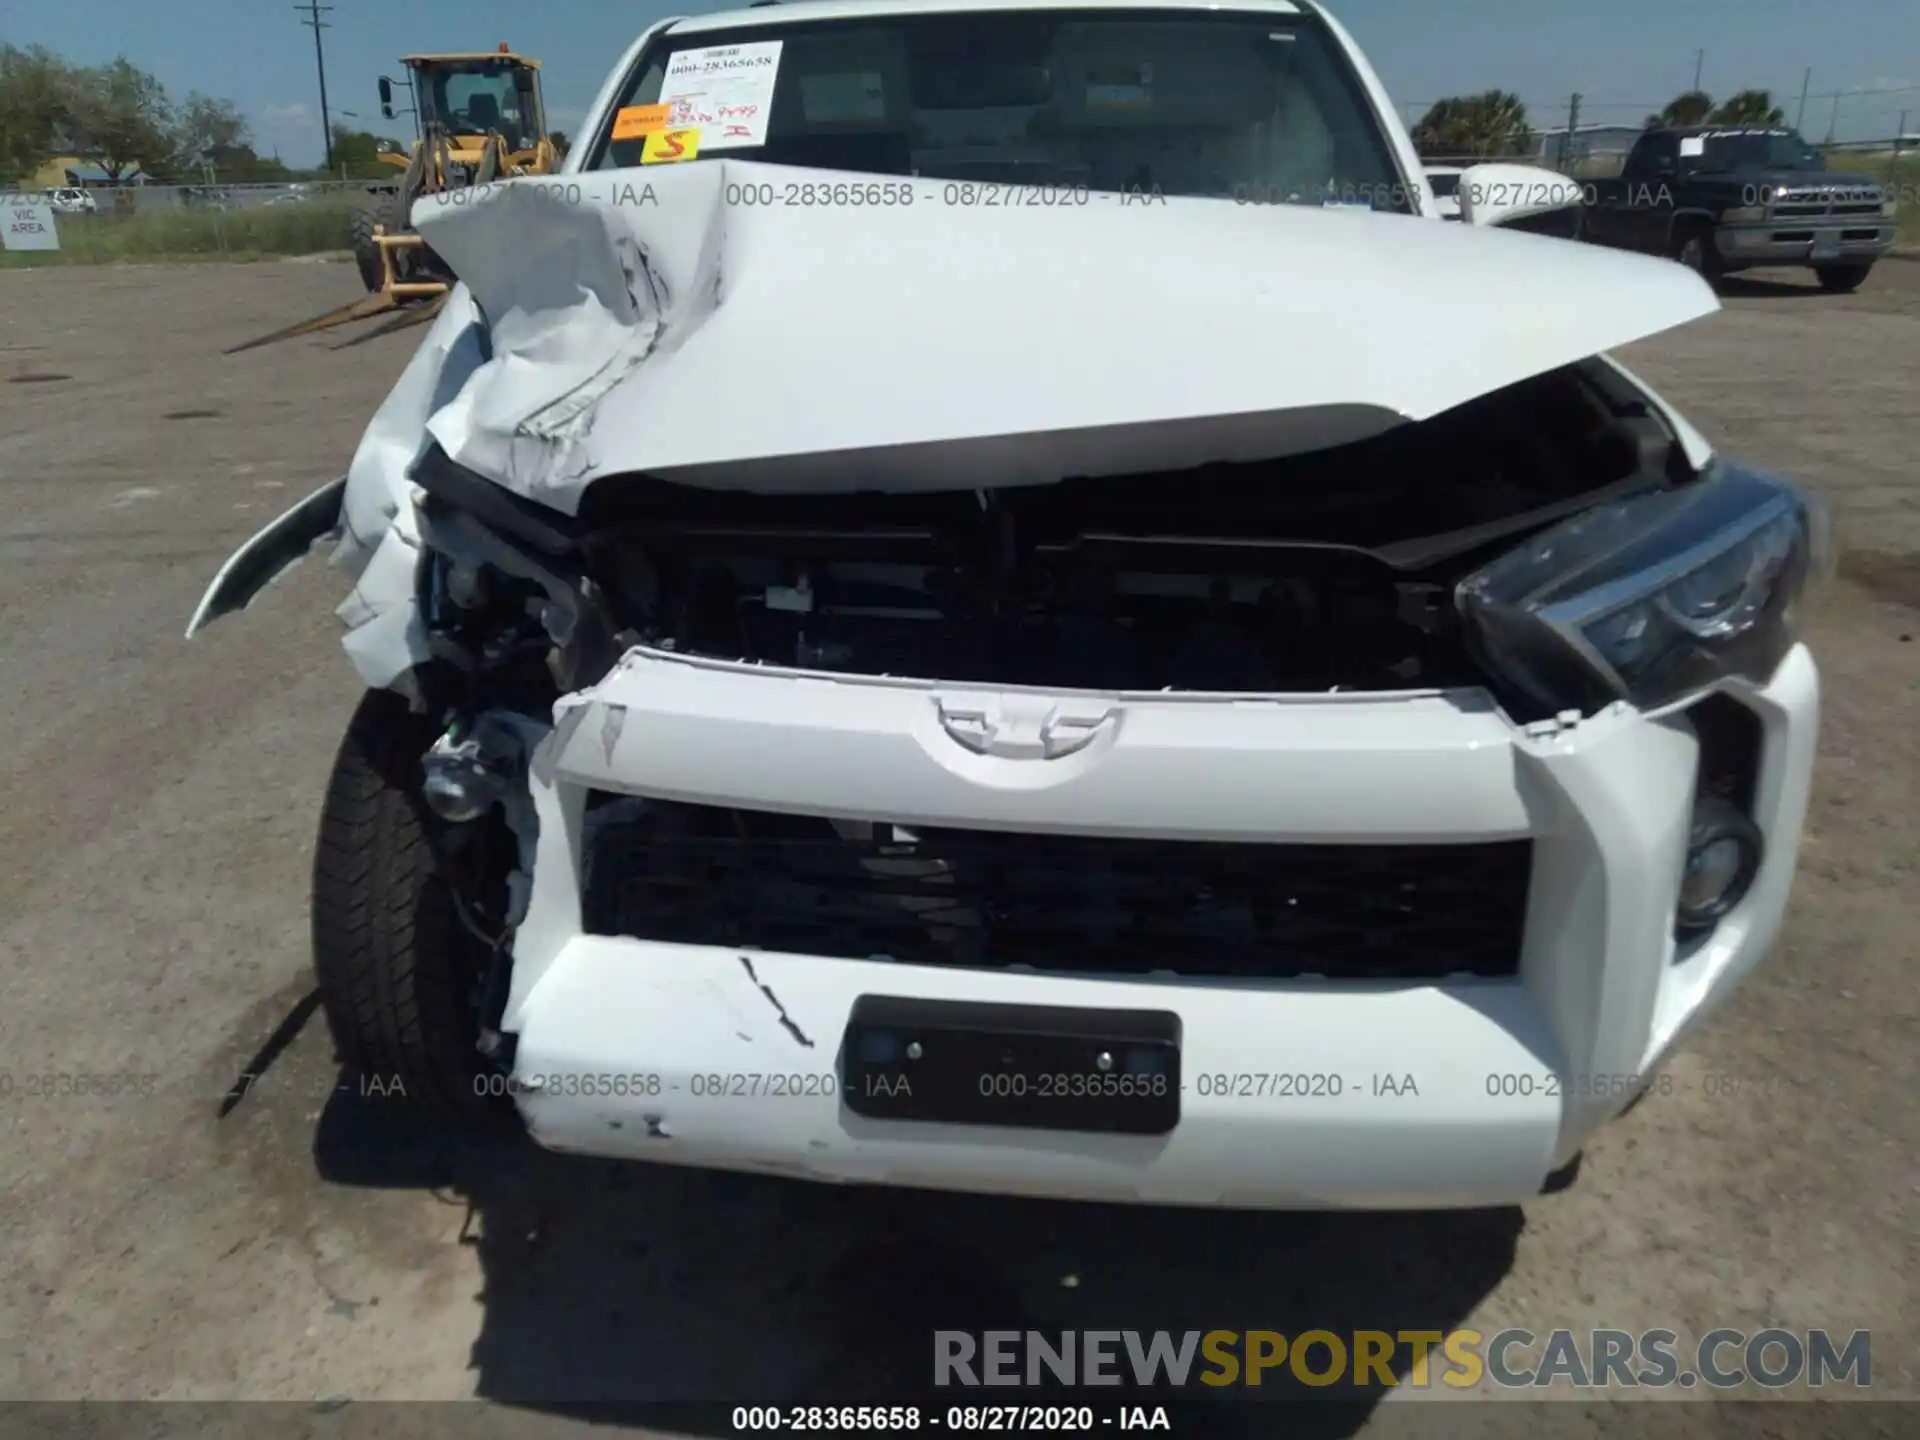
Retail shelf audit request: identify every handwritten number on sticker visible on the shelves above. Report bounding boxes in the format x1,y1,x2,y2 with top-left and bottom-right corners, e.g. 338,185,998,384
641,128,701,164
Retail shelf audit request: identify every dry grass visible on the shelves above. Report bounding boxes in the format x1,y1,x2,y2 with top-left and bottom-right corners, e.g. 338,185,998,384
1,202,357,266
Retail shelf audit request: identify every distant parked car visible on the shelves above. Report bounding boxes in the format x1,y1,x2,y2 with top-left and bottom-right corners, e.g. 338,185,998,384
1578,124,1895,291
44,187,98,215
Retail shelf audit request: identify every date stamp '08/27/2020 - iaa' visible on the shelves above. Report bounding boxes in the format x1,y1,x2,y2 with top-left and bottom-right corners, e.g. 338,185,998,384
0,1067,1811,1105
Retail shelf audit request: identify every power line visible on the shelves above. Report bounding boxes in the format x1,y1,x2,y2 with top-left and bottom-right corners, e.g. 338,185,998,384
295,2,336,174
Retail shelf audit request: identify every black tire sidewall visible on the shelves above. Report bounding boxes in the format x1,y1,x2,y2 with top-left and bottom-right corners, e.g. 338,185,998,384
311,690,514,1126
350,197,385,293
1675,227,1721,284
1816,263,1870,293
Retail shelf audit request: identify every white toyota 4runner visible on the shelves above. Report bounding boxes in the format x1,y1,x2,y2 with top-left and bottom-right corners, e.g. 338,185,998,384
193,0,1825,1209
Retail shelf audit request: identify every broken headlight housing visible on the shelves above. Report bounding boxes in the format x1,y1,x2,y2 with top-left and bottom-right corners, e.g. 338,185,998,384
1456,463,1829,716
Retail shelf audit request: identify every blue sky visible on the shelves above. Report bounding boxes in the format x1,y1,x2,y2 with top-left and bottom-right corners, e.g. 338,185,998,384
6,0,1915,165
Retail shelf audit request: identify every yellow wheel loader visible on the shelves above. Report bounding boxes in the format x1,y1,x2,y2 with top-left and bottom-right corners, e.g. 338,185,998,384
228,46,562,354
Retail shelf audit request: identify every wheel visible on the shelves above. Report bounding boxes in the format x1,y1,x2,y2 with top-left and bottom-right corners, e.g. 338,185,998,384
311,690,515,1125
348,192,406,294
1815,262,1872,294
1672,226,1723,287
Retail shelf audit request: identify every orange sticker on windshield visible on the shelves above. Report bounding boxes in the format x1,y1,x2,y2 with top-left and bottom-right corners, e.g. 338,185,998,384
612,104,673,140
641,127,700,164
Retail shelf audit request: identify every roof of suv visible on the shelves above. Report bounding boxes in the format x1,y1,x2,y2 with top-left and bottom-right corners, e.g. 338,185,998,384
668,0,1306,37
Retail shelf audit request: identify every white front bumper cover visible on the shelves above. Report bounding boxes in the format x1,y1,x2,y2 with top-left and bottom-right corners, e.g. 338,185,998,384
496,642,1817,1209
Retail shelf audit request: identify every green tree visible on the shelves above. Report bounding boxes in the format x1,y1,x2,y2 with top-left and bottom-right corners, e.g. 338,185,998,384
1411,91,1533,160
168,93,248,174
63,57,173,180
159,95,295,182
328,123,407,179
0,44,75,186
1707,89,1786,126
222,150,296,183
1656,90,1714,127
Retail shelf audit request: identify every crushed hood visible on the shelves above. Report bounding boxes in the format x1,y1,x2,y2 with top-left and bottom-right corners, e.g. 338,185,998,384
405,160,1718,507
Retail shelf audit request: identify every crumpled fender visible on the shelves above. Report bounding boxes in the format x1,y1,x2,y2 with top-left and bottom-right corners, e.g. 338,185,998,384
324,288,492,689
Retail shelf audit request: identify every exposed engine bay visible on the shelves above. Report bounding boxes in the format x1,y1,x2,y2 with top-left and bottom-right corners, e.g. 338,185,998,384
414,360,1688,708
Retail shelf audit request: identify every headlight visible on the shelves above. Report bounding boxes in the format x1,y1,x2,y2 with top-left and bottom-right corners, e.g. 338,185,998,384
1457,463,1828,715
1722,205,1767,223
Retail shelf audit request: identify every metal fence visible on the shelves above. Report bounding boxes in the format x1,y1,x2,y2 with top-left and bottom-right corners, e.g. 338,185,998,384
11,181,373,260
1419,133,1920,187
39,180,385,218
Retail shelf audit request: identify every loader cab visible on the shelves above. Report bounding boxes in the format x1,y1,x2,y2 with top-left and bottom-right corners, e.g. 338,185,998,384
401,51,546,155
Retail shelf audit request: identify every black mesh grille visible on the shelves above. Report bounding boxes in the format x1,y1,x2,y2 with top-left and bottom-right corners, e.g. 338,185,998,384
580,800,1530,981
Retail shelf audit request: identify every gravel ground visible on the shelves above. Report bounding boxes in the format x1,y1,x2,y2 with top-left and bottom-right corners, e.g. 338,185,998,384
0,256,1914,1437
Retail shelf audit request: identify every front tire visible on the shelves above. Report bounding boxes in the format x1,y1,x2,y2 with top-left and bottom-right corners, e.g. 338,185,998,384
1673,225,1724,288
1815,262,1872,293
348,192,405,294
311,691,512,1126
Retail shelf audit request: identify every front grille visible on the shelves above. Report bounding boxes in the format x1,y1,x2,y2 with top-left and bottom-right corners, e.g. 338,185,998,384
580,799,1530,981
1774,192,1882,219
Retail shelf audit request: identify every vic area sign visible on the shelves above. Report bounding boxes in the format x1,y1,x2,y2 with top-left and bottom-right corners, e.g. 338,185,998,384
3,195,61,251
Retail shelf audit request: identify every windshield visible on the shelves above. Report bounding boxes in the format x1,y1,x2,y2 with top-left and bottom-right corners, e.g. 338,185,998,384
1686,129,1824,173
420,62,539,148
586,10,1412,210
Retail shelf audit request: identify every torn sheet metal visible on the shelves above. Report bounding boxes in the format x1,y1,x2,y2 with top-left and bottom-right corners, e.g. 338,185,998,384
185,475,346,637
382,158,1718,510
335,521,432,689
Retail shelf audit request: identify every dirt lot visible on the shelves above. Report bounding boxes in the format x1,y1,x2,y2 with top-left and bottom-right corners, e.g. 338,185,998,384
0,257,1914,1436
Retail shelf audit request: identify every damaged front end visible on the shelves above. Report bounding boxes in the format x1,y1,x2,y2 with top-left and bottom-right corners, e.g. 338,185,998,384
188,169,1825,1197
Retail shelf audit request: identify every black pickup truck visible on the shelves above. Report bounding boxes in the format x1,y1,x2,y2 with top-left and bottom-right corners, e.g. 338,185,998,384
1577,125,1895,291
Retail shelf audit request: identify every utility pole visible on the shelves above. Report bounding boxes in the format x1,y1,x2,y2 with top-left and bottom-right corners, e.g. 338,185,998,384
1825,91,1840,144
1795,68,1812,130
1563,93,1582,171
295,2,336,175
1692,50,1704,93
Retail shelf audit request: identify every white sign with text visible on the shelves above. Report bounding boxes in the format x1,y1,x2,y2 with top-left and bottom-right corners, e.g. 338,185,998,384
3,194,61,251
660,41,784,150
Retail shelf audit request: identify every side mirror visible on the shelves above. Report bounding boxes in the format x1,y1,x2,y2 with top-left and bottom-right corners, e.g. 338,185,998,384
378,77,394,106
1456,162,1585,228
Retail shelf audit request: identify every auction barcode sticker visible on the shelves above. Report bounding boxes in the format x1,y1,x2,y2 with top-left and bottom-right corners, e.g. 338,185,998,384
660,40,784,150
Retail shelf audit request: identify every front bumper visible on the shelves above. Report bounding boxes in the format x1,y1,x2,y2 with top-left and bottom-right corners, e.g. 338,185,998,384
1716,219,1893,267
497,644,1819,1208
